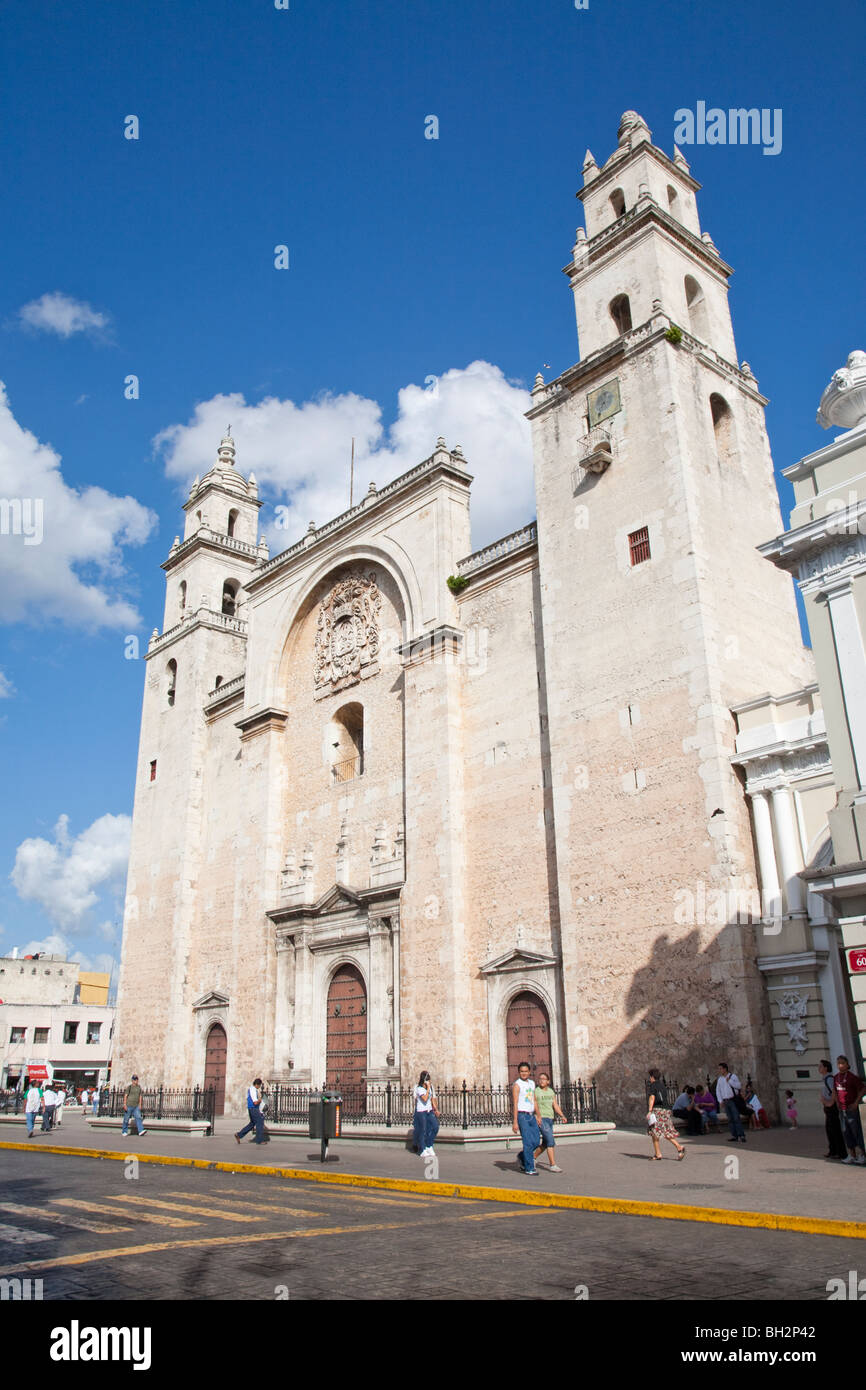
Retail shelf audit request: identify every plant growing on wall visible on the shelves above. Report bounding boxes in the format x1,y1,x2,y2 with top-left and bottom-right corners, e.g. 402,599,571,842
447,574,470,594
665,324,683,344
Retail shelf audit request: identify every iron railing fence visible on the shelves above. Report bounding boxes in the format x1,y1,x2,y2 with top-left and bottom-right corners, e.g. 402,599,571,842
96,1085,216,1133
644,1074,754,1108
265,1079,599,1129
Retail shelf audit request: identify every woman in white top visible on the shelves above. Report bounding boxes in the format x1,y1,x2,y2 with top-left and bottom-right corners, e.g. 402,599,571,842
413,1071,439,1158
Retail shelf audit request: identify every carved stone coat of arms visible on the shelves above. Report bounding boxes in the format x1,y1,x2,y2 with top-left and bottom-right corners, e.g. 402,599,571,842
314,572,381,695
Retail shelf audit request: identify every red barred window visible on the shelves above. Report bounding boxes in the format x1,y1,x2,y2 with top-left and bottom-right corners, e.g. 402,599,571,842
628,526,650,566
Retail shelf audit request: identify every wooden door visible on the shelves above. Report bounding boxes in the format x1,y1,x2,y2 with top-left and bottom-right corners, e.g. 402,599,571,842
325,965,367,1105
506,992,551,1080
204,1023,227,1116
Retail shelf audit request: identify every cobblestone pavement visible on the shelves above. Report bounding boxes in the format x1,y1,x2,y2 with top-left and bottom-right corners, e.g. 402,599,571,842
3,1111,863,1225
0,1151,861,1301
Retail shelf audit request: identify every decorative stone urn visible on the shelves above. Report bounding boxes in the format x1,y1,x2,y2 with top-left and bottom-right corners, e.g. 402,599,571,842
817,349,866,433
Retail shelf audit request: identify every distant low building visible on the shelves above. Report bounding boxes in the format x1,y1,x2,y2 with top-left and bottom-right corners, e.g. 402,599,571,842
0,954,114,1092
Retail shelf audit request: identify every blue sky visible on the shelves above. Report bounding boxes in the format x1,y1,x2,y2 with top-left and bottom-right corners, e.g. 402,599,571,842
0,0,864,973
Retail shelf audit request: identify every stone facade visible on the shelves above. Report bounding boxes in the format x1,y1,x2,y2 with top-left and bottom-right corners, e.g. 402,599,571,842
114,113,817,1122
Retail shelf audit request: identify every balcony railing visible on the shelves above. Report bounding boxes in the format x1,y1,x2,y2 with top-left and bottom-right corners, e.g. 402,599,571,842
331,755,363,784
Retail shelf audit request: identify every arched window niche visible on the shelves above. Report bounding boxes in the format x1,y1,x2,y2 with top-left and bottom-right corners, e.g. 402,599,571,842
609,187,626,220
685,275,710,343
221,579,240,618
710,393,736,467
328,702,364,784
166,659,177,708
609,294,632,336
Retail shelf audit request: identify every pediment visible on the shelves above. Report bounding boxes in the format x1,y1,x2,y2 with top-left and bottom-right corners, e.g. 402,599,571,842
314,882,365,916
192,990,230,1010
480,948,559,975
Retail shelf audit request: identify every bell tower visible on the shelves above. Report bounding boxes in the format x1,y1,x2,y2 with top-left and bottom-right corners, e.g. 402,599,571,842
113,432,267,1084
527,112,813,1118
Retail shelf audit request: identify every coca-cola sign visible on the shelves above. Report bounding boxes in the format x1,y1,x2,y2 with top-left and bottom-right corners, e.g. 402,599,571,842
849,948,866,974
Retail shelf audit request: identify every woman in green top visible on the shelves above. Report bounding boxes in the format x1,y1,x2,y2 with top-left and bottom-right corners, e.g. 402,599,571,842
533,1073,567,1172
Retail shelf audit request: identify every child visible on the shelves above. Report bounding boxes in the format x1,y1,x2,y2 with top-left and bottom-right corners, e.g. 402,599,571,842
785,1089,798,1129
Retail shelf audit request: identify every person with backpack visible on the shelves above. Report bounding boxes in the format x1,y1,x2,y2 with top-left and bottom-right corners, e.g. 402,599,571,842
715,1062,746,1142
235,1077,266,1145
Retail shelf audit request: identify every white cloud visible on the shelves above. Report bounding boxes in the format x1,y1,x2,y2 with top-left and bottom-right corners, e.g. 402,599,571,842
0,382,157,628
155,361,534,552
10,813,132,929
18,291,109,339
0,670,13,698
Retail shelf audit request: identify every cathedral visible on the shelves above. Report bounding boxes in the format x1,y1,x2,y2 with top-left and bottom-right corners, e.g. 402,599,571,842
114,111,837,1123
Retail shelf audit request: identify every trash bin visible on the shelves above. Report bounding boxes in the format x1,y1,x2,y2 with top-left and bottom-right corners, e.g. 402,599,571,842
309,1088,342,1160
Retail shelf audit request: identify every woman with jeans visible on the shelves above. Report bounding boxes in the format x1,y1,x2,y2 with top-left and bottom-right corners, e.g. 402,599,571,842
533,1072,566,1172
412,1071,439,1158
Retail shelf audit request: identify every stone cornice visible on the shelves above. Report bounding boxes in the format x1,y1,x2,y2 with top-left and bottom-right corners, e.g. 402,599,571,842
203,673,245,720
577,138,702,200
398,624,463,668
527,314,764,421
756,951,829,975
146,608,248,658
565,199,732,284
163,527,265,573
235,706,289,740
733,741,832,794
759,503,866,585
456,522,537,581
245,450,472,595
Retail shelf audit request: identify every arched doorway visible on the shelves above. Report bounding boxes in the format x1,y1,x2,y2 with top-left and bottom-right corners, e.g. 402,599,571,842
505,991,551,1080
204,1023,227,1115
325,964,367,1104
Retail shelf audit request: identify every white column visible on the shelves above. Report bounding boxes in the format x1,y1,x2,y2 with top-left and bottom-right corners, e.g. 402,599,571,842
771,786,805,915
365,918,392,1080
751,791,782,921
825,580,866,788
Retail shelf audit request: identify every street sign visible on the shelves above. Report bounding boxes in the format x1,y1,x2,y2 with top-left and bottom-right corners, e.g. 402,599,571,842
848,948,866,973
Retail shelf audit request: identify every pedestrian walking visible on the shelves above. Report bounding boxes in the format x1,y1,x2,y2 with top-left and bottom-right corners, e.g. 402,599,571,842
785,1089,798,1129
235,1077,266,1145
533,1072,567,1171
92,1086,101,1117
80,1086,90,1111
819,1059,847,1160
646,1068,685,1160
54,1084,66,1128
24,1080,41,1138
121,1075,147,1137
834,1056,866,1165
511,1061,541,1176
715,1062,746,1142
412,1071,439,1158
40,1083,57,1132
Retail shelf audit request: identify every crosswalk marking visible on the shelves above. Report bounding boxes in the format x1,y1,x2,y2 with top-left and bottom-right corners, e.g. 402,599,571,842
0,1221,55,1246
209,1184,479,1209
160,1191,324,1218
97,1195,265,1223
53,1199,199,1229
0,1201,133,1235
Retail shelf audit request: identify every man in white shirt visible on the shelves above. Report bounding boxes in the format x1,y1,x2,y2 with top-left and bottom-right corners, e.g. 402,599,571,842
716,1062,746,1142
55,1085,66,1127
41,1084,57,1133
511,1062,542,1176
24,1082,42,1138
235,1077,266,1145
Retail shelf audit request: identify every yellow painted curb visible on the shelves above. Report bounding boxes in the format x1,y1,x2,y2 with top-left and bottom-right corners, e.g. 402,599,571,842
1,1140,863,1241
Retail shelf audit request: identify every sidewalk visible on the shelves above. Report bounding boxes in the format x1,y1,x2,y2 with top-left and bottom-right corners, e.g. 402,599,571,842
4,1110,864,1228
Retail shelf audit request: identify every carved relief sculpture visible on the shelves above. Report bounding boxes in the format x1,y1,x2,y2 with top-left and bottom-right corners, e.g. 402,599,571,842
314,571,382,693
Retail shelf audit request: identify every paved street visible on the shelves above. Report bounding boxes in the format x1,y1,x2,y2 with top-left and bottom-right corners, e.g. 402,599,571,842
0,1148,862,1301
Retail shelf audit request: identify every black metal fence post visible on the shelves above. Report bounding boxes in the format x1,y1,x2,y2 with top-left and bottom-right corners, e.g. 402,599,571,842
385,1081,392,1128
461,1079,468,1130
157,1085,164,1120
